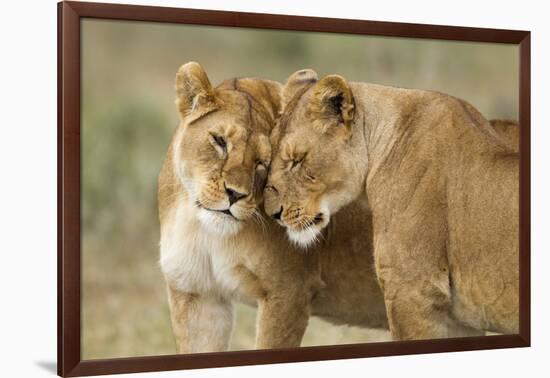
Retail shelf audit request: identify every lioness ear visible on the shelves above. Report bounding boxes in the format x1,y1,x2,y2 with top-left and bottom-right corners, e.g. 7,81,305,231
282,69,318,109
175,62,218,120
308,75,355,129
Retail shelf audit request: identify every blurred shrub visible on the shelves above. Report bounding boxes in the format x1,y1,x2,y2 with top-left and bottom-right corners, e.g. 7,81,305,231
82,101,172,247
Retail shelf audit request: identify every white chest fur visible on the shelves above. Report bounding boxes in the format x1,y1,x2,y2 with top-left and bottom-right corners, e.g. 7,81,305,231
159,201,243,298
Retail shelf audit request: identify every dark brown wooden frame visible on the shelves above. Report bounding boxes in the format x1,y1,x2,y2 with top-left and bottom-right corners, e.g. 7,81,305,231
58,1,531,376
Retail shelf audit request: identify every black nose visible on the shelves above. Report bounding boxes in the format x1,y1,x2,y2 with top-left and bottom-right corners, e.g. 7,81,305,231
224,184,247,205
271,206,283,220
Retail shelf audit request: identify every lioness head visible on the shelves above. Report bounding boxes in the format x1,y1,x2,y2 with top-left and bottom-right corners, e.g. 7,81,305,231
172,62,280,235
264,69,363,247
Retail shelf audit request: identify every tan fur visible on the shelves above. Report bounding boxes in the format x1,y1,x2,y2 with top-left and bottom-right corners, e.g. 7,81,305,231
265,69,519,340
159,63,387,353
490,119,519,152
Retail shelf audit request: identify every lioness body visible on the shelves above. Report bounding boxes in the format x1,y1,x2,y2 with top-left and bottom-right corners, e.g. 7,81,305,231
266,71,518,340
159,63,387,353
359,84,519,337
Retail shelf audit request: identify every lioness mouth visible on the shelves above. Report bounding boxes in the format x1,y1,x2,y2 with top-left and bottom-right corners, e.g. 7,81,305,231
195,200,239,220
207,207,239,220
208,207,239,221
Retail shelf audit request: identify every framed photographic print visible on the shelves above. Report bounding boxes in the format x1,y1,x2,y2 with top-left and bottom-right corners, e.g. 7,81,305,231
58,1,530,376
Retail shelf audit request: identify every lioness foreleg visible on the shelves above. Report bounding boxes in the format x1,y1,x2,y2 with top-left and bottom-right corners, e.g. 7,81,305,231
373,206,472,340
166,284,233,353
379,273,482,340
255,292,310,349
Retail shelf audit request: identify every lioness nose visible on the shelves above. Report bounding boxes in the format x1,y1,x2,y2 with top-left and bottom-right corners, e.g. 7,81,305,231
271,206,283,220
224,183,247,205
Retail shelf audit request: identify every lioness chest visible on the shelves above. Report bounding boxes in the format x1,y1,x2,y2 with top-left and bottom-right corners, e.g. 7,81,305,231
159,200,253,302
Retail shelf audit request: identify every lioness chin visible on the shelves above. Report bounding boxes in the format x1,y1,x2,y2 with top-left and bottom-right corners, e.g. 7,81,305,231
158,62,387,353
265,69,519,340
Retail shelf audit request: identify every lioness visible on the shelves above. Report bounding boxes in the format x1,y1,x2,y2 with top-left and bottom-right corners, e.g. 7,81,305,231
158,62,387,353
265,69,519,340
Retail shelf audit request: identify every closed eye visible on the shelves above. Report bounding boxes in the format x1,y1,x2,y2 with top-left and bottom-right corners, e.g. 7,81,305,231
210,133,228,157
212,134,227,149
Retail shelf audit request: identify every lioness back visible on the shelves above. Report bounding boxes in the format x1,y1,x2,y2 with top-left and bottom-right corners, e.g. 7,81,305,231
490,119,519,152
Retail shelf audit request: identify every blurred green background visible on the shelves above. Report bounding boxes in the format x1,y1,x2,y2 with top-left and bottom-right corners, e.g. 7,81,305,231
81,18,518,360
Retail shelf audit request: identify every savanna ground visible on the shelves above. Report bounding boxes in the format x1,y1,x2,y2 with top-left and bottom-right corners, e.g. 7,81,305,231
81,19,518,359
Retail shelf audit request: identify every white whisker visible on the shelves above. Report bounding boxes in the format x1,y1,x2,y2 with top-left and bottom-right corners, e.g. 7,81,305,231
286,216,323,249
252,209,268,234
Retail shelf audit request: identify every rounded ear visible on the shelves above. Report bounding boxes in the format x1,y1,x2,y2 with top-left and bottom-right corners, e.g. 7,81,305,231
175,62,219,120
308,75,355,128
282,69,318,109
